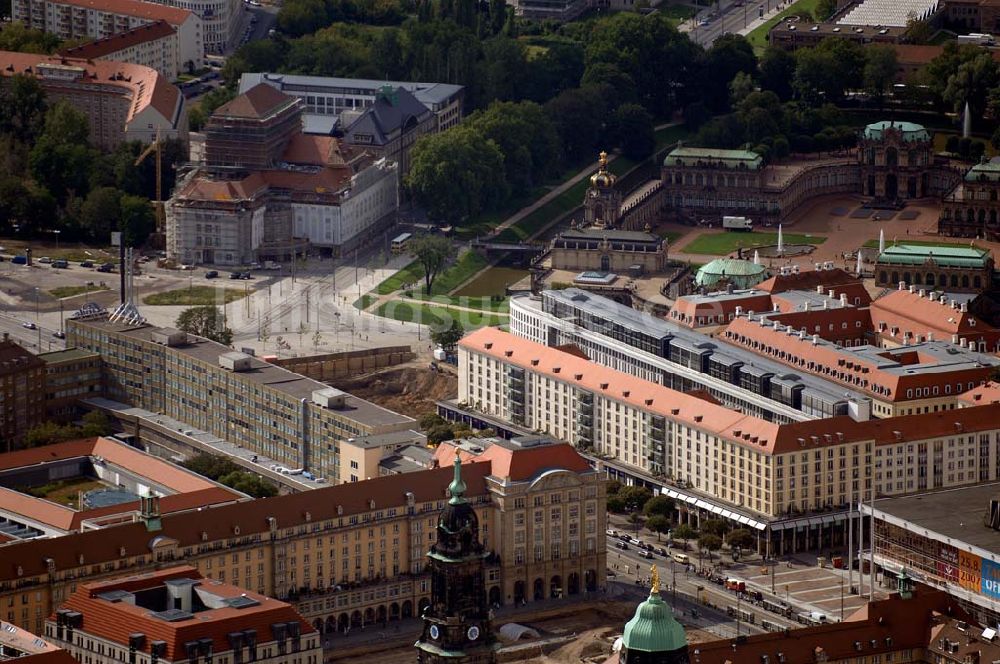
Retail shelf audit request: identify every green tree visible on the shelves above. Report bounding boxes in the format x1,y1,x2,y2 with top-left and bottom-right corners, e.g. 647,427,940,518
673,523,697,541
606,479,623,494
29,101,94,203
700,33,757,111
863,45,898,103
431,319,465,351
544,85,610,163
79,411,113,437
618,485,653,512
119,193,155,246
426,423,454,444
410,235,455,294
0,73,46,143
607,494,627,513
581,63,637,104
643,494,675,518
610,103,655,159
905,16,933,43
176,306,233,345
646,514,671,541
479,38,529,102
944,51,999,118
701,518,729,537
24,421,78,448
419,412,447,429
406,128,508,224
467,100,560,195
697,533,723,558
726,528,754,550
584,13,701,116
729,70,756,108
80,187,122,239
0,22,62,53
219,470,279,497
758,46,795,101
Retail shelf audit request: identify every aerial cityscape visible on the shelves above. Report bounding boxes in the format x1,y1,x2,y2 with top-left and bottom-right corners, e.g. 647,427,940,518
3,0,1000,660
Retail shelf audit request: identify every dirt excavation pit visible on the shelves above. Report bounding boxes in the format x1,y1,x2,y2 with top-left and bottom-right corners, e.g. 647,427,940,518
331,364,457,420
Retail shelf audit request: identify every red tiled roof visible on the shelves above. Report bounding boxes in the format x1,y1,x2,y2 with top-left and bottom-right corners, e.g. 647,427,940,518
765,307,874,343
433,441,593,482
756,268,871,305
59,566,314,661
215,83,297,120
34,0,191,24
693,589,971,664
724,316,996,401
0,464,490,580
179,168,353,202
459,327,781,452
669,292,772,327
0,51,180,123
958,381,1000,406
59,20,176,61
871,289,1000,349
282,134,356,167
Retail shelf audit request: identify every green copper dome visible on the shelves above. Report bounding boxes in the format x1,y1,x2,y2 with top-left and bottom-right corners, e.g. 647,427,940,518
622,576,687,653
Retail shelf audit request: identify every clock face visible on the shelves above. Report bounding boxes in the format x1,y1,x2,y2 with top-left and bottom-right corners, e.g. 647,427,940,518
430,625,440,640
467,626,480,641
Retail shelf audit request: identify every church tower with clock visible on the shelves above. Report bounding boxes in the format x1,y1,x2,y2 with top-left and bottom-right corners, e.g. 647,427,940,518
415,452,496,664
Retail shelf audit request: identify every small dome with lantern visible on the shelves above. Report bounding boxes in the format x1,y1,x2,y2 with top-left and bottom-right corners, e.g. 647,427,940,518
590,151,617,188
618,566,689,664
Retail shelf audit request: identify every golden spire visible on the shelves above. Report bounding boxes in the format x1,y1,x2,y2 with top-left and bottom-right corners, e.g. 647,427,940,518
650,564,660,594
599,151,608,170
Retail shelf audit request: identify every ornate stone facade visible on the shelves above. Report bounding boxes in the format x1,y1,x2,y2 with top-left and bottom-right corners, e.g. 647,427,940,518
584,151,622,229
857,121,935,202
939,158,1000,240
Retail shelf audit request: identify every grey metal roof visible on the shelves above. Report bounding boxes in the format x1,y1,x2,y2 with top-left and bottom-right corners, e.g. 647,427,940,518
539,289,864,403
344,87,431,147
239,72,463,110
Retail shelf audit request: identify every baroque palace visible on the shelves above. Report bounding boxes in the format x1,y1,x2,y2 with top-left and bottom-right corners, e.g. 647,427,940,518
0,437,605,639
611,119,1000,239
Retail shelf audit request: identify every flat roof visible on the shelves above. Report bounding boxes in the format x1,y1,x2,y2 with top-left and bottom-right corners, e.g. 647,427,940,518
38,348,100,364
75,319,413,428
239,72,464,108
868,482,1000,555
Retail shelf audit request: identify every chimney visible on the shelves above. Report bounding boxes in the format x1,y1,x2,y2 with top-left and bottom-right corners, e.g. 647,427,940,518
899,281,906,290
919,289,926,298
817,284,825,294
828,289,835,298
799,329,806,339
961,338,968,348
804,302,810,311
840,293,847,306
927,332,934,342
909,285,916,293
823,299,829,310
952,334,960,344
735,306,743,316
812,334,819,345
928,292,936,302
961,302,968,312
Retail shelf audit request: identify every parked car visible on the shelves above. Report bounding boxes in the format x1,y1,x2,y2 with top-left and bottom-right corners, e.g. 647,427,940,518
240,271,253,280
230,271,242,279
51,259,68,268
205,270,219,279
53,331,65,339
80,260,94,268
615,541,630,551
639,550,654,560
97,263,115,273
21,322,36,329
656,547,669,557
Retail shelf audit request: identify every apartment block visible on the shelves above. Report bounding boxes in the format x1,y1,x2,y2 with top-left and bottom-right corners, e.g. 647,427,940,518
59,20,182,81
38,348,102,423
0,336,46,448
0,440,602,637
0,51,186,150
65,318,414,482
11,0,202,69
459,325,1000,554
510,289,870,422
46,567,321,664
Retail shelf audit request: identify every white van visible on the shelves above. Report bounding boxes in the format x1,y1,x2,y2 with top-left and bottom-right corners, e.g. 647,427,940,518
672,553,690,564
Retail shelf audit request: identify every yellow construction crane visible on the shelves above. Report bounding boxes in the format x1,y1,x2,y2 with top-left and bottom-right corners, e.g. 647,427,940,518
134,128,165,237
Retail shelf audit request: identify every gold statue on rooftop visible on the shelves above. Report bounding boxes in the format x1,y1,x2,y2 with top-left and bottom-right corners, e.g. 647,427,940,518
651,564,660,594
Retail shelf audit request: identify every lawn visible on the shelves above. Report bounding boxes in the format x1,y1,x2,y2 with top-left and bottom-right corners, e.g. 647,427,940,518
659,2,697,26
374,259,424,295
49,284,110,299
680,231,827,255
144,285,247,306
374,300,508,330
409,293,511,312
746,0,821,51
424,251,489,296
353,294,377,311
1,242,114,264
862,239,969,249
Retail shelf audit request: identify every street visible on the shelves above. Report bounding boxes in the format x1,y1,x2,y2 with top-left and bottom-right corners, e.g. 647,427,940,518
680,0,794,47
